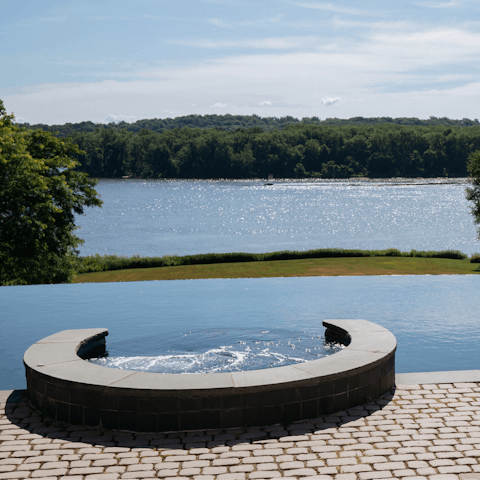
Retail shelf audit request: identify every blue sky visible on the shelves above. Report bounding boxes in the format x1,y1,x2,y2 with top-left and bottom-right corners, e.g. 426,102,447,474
2,0,480,124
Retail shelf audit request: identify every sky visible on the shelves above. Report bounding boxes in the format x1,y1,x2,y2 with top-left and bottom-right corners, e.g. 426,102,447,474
2,0,480,125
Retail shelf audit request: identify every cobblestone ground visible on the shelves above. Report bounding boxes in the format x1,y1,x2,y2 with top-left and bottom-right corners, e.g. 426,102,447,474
1,383,480,480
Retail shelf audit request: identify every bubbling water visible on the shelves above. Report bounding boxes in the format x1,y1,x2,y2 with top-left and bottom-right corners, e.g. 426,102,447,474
88,328,344,374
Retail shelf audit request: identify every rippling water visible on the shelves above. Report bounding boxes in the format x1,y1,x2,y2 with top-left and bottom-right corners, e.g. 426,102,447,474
76,178,479,257
88,328,344,374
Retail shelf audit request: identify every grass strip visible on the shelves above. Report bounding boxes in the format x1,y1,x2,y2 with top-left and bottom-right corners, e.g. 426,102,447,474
73,256,480,283
77,247,469,274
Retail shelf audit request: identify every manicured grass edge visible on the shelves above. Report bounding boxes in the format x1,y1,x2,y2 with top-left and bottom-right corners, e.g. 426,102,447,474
77,248,473,274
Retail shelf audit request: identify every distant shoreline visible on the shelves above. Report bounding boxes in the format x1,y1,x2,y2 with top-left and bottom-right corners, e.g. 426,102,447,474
92,176,471,185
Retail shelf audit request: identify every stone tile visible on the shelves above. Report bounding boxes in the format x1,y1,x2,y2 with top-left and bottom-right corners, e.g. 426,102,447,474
256,463,279,471
217,474,246,480
248,472,282,478
361,456,388,464
430,459,457,467
243,456,274,464
180,468,202,476
283,468,318,476
155,469,179,477
156,461,180,469
392,469,417,477
428,476,466,480
230,465,254,473
437,466,473,474
340,464,373,473
182,460,213,468
0,465,16,473
202,466,228,475
279,461,305,469
31,469,69,477
0,474,39,479
70,466,107,476
40,461,69,469
106,467,126,473
358,472,394,479
126,463,154,471
120,472,156,478
374,461,406,471
327,458,358,466
221,451,251,458
212,457,241,466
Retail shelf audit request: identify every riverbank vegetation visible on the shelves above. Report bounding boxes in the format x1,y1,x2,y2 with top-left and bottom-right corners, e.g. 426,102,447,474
73,248,480,283
77,248,468,272
74,251,480,283
17,115,480,179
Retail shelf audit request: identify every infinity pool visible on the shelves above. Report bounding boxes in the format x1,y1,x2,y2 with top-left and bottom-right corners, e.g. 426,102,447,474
1,275,479,390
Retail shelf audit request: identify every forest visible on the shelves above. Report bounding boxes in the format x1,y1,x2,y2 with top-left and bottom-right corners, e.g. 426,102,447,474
16,115,480,179
17,114,480,136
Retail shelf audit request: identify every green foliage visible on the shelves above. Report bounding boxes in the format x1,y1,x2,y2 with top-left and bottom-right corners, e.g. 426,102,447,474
77,248,468,274
470,253,480,263
408,249,467,260
466,150,480,239
16,114,480,137
57,122,480,179
0,103,102,285
15,114,480,180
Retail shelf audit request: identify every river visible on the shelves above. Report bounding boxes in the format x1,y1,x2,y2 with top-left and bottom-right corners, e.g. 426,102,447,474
76,178,479,257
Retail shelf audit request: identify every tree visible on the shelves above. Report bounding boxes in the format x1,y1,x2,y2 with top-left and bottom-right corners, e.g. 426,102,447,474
0,100,102,285
466,150,480,239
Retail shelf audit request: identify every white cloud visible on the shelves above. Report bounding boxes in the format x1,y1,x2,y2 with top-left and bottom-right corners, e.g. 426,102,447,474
209,18,233,29
289,2,380,16
321,97,341,106
330,18,414,32
170,36,318,50
241,14,285,27
366,28,480,67
95,16,137,21
104,114,137,124
38,17,65,22
415,1,460,8
6,21,480,124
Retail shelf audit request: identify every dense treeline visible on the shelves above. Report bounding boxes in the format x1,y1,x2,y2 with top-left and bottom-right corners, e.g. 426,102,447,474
16,114,480,137
64,123,480,179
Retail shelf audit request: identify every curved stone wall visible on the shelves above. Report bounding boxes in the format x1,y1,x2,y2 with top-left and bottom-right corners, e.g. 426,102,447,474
24,319,396,431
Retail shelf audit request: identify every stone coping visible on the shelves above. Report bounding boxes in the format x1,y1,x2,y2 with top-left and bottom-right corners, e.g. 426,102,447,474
23,319,396,430
396,369,480,384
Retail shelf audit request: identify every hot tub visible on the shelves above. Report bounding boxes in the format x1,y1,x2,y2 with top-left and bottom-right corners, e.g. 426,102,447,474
23,319,396,431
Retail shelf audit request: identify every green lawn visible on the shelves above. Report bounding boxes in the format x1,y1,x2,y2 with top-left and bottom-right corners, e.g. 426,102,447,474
73,256,480,283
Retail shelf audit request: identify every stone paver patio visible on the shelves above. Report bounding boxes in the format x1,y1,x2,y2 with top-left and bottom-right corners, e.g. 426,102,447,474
1,382,480,480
